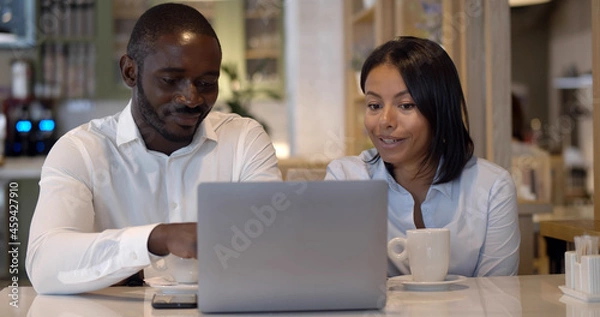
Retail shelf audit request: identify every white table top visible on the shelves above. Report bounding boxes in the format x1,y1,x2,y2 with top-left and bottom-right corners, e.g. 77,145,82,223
2,274,595,316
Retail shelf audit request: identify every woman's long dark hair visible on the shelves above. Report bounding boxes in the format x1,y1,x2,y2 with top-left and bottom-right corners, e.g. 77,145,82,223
361,36,474,184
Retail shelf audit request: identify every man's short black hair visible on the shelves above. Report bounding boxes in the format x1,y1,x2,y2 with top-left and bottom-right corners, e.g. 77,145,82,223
126,2,221,69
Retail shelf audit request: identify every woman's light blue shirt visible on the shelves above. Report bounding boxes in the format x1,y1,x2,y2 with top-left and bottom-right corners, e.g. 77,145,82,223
325,148,520,277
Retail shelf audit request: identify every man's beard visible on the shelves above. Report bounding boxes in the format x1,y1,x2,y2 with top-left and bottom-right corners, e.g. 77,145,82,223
136,79,203,143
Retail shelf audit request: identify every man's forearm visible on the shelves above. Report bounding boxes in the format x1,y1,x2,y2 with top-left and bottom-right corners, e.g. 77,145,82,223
26,226,157,294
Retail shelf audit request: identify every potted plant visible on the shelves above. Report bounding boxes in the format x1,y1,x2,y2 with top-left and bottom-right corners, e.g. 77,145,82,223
220,63,281,134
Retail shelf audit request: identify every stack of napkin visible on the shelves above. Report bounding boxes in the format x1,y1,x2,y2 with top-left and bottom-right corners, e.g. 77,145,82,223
565,235,600,294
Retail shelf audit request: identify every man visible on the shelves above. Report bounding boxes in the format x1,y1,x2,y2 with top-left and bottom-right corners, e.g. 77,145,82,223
25,3,281,294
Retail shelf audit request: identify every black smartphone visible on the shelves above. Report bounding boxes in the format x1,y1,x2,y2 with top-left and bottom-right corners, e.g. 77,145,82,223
151,293,197,309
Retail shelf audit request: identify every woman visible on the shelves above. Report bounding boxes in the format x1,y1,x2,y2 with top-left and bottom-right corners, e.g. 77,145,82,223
325,36,520,277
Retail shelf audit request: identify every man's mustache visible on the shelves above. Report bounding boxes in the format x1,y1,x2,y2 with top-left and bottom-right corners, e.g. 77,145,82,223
168,103,206,115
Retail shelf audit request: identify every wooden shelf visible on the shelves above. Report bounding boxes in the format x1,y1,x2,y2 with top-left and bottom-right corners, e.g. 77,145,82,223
352,7,375,24
345,1,377,155
344,0,395,155
112,11,144,20
245,12,281,19
553,74,593,89
246,48,281,59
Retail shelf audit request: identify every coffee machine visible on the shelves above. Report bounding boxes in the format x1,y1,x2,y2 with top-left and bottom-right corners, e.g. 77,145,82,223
3,59,57,157
3,99,56,156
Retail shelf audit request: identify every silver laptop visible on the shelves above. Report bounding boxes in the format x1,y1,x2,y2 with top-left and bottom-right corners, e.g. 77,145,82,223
196,180,388,313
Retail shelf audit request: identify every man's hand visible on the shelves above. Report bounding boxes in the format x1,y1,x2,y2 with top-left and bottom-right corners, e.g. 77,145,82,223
148,223,197,258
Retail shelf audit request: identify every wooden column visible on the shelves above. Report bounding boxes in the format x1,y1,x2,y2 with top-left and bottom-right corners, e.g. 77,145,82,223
375,0,395,43
485,0,511,169
593,0,600,220
441,0,511,169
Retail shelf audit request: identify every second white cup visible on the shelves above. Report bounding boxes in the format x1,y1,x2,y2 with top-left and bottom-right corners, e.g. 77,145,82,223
387,228,450,282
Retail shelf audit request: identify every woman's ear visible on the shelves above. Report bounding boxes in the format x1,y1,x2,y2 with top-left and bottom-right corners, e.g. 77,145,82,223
120,54,137,88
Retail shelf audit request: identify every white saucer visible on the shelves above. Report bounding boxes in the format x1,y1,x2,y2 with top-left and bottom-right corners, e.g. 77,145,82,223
144,276,198,293
390,275,467,291
559,285,600,302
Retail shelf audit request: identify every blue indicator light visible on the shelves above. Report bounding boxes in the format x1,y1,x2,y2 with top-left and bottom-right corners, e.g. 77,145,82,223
39,119,55,132
16,120,32,133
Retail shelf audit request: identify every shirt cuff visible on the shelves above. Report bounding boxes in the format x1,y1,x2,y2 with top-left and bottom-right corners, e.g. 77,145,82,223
119,223,162,268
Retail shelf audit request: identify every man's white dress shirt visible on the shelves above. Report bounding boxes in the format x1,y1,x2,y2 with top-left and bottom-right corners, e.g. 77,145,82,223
325,148,520,277
26,102,281,294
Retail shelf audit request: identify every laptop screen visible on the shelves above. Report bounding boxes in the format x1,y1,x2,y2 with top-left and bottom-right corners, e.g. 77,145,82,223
196,180,388,313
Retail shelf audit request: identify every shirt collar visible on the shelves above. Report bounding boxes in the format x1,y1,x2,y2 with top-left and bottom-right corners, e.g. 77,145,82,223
363,149,454,199
186,114,218,149
431,173,452,199
116,101,139,146
116,100,219,148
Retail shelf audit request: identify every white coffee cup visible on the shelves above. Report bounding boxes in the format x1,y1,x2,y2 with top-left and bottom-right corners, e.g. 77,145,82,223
387,228,450,282
152,255,198,284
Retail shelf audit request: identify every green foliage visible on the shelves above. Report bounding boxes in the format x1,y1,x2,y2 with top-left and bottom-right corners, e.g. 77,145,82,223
220,63,281,134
